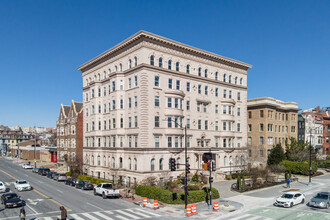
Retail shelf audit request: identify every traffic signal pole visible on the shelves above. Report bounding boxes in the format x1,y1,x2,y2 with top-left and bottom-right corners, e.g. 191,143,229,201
209,164,212,206
184,126,188,210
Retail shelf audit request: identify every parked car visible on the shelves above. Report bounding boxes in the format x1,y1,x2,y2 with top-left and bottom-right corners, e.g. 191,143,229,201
1,192,23,208
32,168,39,173
309,192,330,209
0,181,6,193
94,183,120,199
65,178,74,185
14,180,32,191
47,171,54,178
53,173,60,181
274,191,305,208
81,181,93,190
57,173,67,182
38,168,50,176
51,172,57,179
72,179,79,187
22,164,33,169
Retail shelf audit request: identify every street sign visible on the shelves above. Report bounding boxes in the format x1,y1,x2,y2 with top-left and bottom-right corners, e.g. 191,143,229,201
210,191,212,196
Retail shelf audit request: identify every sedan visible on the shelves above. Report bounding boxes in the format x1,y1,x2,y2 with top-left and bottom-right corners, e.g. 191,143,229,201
82,181,93,190
32,168,39,173
47,171,54,178
274,191,305,208
1,192,23,208
65,178,74,185
0,181,6,193
309,192,330,209
22,164,33,169
14,180,32,191
57,173,67,182
53,173,60,181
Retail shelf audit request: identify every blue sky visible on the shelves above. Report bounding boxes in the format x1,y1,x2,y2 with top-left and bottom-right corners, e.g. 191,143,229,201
0,0,329,128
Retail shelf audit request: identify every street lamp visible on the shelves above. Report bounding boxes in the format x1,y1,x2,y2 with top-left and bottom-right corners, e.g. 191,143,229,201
164,118,188,210
307,115,315,186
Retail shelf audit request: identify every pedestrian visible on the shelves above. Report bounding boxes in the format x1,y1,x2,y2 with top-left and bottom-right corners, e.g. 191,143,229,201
59,206,67,220
19,207,26,220
286,178,291,188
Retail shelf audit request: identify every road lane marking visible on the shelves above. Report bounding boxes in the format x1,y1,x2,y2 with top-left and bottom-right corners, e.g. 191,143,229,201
0,168,71,211
81,213,100,220
25,203,40,215
115,215,129,220
116,210,140,219
87,202,104,211
55,189,63,193
70,214,86,220
126,209,150,218
93,212,114,219
43,217,53,220
136,208,161,216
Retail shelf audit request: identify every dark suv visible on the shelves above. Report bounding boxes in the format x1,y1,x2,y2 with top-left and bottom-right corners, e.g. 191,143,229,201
38,168,50,176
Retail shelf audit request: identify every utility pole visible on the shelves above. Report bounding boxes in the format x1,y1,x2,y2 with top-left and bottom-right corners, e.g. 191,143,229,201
34,126,37,168
209,162,212,205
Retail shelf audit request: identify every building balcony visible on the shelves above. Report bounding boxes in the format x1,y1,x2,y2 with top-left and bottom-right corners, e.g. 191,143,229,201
221,130,236,137
164,108,184,117
221,98,236,105
221,114,235,121
164,89,185,98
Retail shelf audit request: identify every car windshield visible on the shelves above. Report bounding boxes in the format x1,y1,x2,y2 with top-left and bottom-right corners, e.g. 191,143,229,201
59,174,65,176
85,181,91,184
18,181,27,184
281,194,293,199
103,184,112,189
315,193,329,199
0,183,2,186
5,194,18,200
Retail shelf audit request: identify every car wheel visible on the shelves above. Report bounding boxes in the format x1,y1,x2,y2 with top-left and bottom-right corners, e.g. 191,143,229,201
290,202,293,208
94,190,97,195
301,199,305,204
102,193,106,199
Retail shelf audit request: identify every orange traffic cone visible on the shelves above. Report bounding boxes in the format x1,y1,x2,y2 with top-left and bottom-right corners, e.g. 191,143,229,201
191,204,197,214
186,205,192,216
213,201,219,211
143,197,147,207
154,200,159,209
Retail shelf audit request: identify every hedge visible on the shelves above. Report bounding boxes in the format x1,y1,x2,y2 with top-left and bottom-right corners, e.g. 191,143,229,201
77,175,115,186
65,172,72,177
318,160,330,168
135,185,219,204
280,160,317,176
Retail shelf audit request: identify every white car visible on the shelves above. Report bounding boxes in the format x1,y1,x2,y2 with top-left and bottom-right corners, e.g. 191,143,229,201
14,180,32,191
0,181,6,193
22,164,33,169
274,191,305,208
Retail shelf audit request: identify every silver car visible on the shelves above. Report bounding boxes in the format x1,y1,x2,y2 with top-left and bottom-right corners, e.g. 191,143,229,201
309,192,330,209
57,173,67,182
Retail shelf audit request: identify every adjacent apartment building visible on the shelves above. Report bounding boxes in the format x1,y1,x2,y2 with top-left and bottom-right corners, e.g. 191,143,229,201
78,31,252,184
56,100,83,171
247,97,299,167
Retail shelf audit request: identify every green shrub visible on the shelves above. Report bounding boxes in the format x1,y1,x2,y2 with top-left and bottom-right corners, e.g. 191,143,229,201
187,184,200,191
65,172,72,177
77,175,115,186
192,171,199,182
318,160,330,168
135,185,219,204
280,160,317,176
225,175,232,180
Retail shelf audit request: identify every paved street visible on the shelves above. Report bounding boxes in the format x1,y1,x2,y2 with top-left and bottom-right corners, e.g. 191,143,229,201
0,158,177,220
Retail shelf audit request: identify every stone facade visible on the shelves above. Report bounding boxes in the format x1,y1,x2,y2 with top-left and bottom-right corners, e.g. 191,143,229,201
247,97,299,167
56,100,83,170
78,31,251,184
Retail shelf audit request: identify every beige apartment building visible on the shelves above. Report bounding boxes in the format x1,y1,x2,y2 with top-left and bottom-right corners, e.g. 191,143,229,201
78,31,252,185
247,97,299,167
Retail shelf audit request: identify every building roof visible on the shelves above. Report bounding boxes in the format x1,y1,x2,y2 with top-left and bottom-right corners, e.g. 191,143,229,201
78,30,252,72
248,97,299,111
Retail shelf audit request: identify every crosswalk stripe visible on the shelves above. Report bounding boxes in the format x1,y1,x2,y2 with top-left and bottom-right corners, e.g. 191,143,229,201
115,215,129,220
93,212,114,220
136,208,161,216
81,213,100,220
43,217,53,220
126,209,151,218
115,210,141,219
70,213,86,220
230,214,253,220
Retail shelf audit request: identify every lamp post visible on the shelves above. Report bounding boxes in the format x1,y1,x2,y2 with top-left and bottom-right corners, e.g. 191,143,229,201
307,115,315,186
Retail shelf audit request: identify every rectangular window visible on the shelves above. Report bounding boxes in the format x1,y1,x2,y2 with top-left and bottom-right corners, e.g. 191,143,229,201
248,137,252,145
155,76,159,87
112,81,116,91
134,96,137,107
175,98,178,108
260,137,264,145
248,111,252,118
260,110,264,118
168,79,172,89
129,136,132,148
112,100,116,110
155,116,160,127
186,100,190,110
103,87,106,96
128,78,132,89
237,92,241,101
198,120,202,130
198,85,201,94
129,117,132,128
223,139,227,148
134,76,138,86
215,88,218,97
135,136,138,148
223,122,227,131
215,104,218,114
168,98,172,108
223,106,227,114
155,96,160,107
167,117,172,128
168,137,172,148
237,123,241,132
135,116,138,127
155,136,160,148
268,137,273,145
203,104,207,112
291,126,296,133
268,124,273,132
129,98,132,108
215,121,219,131
186,82,190,92
120,136,123,147
120,118,123,128
205,120,208,130
260,123,264,131
223,89,227,98
120,99,123,109
186,118,190,129
215,137,219,148
176,80,180,90
112,118,116,129
205,86,208,95
237,108,241,116
120,80,123,90
248,124,252,132
175,137,179,148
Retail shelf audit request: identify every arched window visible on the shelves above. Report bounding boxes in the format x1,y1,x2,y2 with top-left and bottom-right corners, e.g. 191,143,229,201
129,158,132,170
240,78,243,85
151,158,155,171
186,65,190,74
176,62,180,71
134,158,137,170
108,156,111,167
176,157,180,169
103,156,106,166
134,57,137,66
223,74,226,82
229,75,232,83
168,60,172,70
205,69,208,78
112,157,115,168
98,73,100,81
159,58,163,67
150,55,155,66
229,156,232,166
224,156,227,166
198,67,201,76
120,64,122,72
115,66,118,72
119,157,123,168
129,59,132,69
97,155,100,166
215,72,218,80
159,158,163,170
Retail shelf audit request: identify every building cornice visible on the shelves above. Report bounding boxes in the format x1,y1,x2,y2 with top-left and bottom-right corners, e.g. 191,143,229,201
77,30,252,72
248,97,299,111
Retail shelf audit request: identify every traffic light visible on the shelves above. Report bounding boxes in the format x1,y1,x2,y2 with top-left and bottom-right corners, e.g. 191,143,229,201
209,176,214,183
186,164,191,174
170,158,176,171
181,177,186,185
212,161,216,172
207,162,211,171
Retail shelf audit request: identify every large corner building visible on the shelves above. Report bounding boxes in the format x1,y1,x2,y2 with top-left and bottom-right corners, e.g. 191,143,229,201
78,31,252,185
